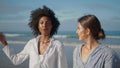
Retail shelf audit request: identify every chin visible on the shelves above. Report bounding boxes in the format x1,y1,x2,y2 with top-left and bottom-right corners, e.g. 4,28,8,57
79,38,84,41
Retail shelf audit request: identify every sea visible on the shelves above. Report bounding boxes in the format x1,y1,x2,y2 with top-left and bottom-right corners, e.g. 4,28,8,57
0,31,120,68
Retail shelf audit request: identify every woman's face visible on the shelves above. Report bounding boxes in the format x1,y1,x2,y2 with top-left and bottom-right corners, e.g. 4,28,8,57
76,23,88,41
38,16,53,36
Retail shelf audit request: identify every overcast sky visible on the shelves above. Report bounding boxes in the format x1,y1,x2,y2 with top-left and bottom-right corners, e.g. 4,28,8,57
0,0,120,32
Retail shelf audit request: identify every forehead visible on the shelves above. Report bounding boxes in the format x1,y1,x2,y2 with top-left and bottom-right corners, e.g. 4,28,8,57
78,22,83,27
39,16,50,21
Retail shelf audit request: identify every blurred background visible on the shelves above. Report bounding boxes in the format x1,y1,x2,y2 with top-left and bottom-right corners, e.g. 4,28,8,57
0,0,120,68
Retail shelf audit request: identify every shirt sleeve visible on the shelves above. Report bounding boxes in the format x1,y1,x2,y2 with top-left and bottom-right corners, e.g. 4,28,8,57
2,40,31,65
57,44,68,68
104,49,119,68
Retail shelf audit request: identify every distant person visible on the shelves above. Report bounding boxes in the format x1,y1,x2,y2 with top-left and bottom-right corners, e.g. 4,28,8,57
0,6,68,68
73,14,119,68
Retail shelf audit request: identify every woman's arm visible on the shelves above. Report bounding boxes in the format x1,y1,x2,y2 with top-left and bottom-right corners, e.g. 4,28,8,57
104,49,119,68
2,42,31,65
3,45,29,65
58,44,68,68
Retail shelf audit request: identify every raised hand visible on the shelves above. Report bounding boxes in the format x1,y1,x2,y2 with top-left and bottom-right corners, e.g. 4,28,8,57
0,32,8,46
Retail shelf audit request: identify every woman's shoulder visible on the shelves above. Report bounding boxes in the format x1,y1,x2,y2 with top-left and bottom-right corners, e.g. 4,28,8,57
28,38,36,43
74,44,83,53
100,44,113,51
99,44,115,56
26,36,39,44
52,37,64,48
100,44,120,66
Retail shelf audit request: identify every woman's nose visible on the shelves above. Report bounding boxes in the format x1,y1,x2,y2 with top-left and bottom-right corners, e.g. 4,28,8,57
42,23,47,27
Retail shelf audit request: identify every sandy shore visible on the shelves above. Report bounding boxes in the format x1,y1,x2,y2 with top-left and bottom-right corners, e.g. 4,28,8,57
1,41,120,49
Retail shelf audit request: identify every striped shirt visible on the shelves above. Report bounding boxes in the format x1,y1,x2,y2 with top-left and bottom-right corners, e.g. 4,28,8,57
73,44,119,68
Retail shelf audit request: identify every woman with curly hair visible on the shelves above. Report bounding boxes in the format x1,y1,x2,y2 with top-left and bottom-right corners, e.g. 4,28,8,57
0,6,68,68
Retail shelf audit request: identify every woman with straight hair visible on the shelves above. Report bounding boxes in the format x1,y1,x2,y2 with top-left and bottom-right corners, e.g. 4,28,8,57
73,14,119,68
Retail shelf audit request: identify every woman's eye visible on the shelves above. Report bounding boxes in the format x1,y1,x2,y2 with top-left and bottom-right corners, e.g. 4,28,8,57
39,21,43,24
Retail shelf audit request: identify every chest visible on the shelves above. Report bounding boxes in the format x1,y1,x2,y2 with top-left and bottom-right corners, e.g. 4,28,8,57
81,49,92,64
29,44,58,61
77,47,105,68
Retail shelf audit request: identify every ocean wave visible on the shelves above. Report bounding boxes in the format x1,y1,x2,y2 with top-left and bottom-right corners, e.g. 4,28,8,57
54,35,77,39
108,45,120,49
54,35,120,39
106,36,120,39
5,34,25,37
7,41,27,44
4,33,120,39
54,35,68,38
1,41,120,49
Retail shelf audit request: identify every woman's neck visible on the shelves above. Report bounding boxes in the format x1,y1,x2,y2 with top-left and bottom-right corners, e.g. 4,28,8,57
85,38,99,50
40,35,51,42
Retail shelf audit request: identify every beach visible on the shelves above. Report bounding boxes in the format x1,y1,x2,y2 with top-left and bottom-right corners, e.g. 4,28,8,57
0,43,120,68
0,31,120,68
0,43,75,68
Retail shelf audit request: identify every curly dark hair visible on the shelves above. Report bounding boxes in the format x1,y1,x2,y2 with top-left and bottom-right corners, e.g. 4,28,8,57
28,6,60,37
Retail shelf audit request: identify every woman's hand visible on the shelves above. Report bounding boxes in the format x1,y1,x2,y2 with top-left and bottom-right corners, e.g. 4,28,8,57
0,32,8,47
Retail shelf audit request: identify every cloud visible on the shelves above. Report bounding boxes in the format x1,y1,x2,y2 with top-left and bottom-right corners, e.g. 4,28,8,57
0,0,32,24
100,16,120,31
0,22,30,32
0,0,120,31
0,5,32,15
0,11,30,23
89,3,120,11
110,16,120,22
55,9,83,22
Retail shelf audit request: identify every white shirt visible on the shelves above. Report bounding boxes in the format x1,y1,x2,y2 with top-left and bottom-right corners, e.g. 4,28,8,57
3,36,68,68
39,55,43,62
